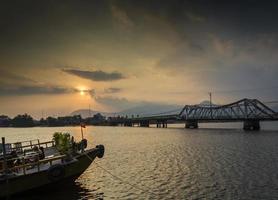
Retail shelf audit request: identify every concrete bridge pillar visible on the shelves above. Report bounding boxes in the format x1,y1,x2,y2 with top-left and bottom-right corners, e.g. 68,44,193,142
185,120,198,129
162,122,167,128
156,121,167,128
110,122,118,126
140,121,150,127
243,120,260,131
124,121,133,127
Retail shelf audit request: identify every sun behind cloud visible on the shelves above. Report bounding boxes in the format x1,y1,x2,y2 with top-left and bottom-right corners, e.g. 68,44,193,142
76,86,88,96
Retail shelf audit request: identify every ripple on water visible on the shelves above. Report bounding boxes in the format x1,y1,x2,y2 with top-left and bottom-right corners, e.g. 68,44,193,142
2,127,278,199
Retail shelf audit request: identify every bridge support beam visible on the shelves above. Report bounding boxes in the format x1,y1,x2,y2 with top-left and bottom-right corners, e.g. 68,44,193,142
140,121,150,127
185,120,198,129
243,120,260,131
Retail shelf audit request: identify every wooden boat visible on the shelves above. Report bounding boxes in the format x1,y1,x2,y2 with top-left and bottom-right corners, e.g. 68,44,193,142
0,133,104,198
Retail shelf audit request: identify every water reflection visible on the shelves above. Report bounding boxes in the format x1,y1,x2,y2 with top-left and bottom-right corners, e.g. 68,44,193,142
2,125,278,199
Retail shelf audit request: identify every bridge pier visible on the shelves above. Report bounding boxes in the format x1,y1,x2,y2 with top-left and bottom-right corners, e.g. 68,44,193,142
185,120,198,129
110,122,118,126
156,121,167,128
124,121,133,127
243,120,260,131
140,121,150,127
162,122,167,128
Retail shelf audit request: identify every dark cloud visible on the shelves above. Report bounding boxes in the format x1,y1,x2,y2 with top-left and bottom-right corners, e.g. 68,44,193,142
63,69,125,81
0,85,73,96
83,89,96,97
1,0,278,106
157,33,278,74
0,69,37,86
2,1,278,50
0,70,75,96
156,41,206,70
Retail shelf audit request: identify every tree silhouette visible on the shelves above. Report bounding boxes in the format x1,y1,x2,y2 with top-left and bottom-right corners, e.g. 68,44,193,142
12,114,34,127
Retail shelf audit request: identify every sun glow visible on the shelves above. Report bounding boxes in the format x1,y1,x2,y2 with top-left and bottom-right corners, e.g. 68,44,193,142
77,86,87,96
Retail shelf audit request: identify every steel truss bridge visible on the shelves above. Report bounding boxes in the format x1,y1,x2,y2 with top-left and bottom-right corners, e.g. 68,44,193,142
109,99,278,130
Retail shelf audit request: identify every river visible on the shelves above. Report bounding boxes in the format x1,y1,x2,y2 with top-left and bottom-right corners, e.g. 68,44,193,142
1,122,278,199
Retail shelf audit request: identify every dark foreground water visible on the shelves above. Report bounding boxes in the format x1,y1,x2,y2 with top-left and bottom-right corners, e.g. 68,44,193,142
1,123,278,200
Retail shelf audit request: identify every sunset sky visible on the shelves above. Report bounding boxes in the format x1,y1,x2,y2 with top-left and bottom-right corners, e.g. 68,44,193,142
1,0,278,118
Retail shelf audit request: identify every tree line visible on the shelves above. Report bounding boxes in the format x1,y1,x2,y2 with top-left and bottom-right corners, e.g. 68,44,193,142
0,113,107,127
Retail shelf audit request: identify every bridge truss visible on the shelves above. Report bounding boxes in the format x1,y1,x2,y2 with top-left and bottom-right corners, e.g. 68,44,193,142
179,98,277,121
110,99,278,130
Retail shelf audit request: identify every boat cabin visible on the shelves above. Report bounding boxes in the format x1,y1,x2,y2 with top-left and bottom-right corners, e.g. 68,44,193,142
0,138,77,177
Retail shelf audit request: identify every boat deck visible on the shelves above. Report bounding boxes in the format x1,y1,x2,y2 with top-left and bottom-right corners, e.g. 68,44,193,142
0,139,77,177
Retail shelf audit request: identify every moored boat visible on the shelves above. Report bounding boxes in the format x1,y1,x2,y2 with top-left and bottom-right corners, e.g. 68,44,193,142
0,132,104,198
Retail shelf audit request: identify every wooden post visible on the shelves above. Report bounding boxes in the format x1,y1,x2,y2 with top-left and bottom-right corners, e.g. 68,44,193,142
1,137,7,174
37,155,40,172
81,125,84,140
23,159,26,175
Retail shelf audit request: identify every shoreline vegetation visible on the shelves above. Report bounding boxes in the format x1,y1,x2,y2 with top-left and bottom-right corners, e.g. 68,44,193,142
0,113,125,127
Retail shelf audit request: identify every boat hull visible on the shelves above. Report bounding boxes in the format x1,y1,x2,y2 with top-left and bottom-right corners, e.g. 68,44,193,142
0,146,104,198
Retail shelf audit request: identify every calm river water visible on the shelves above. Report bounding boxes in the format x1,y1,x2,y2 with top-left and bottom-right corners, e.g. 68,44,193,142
1,123,278,200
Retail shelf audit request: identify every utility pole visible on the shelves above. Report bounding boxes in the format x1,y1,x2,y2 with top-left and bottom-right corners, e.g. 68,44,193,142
209,92,212,119
89,104,91,118
41,110,45,119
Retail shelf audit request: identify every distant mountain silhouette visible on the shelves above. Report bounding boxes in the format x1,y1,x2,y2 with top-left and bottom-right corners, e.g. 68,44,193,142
71,103,183,118
117,103,182,116
71,100,278,118
198,100,218,107
71,109,113,118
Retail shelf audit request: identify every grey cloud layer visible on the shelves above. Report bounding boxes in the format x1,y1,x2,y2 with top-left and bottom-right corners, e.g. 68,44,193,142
0,69,37,86
104,87,122,93
0,71,74,96
63,69,125,81
0,86,72,96
1,0,278,102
